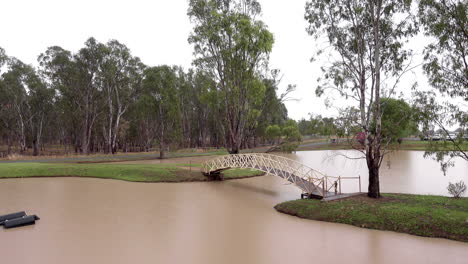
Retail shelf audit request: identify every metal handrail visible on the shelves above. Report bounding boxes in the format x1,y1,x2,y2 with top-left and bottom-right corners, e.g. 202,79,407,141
203,153,362,197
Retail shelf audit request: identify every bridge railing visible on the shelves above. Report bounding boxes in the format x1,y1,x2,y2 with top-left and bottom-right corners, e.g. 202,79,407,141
203,153,362,198
203,154,315,196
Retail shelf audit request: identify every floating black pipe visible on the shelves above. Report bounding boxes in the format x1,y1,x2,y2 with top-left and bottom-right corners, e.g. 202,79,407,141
3,215,40,229
0,211,26,225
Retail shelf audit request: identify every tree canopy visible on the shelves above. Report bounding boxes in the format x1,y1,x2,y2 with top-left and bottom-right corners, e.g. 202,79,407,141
305,0,418,198
0,35,288,157
414,0,467,172
188,0,275,154
419,0,467,99
379,98,418,142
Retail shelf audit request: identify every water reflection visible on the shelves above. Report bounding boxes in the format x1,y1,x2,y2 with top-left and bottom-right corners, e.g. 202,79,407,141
287,150,467,196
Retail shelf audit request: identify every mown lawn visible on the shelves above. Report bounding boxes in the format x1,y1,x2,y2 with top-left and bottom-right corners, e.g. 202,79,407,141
0,163,263,183
223,168,265,179
397,140,468,151
0,149,228,163
275,194,468,242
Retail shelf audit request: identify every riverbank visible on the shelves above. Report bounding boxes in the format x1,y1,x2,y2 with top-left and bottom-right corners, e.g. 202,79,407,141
275,194,468,242
0,162,264,182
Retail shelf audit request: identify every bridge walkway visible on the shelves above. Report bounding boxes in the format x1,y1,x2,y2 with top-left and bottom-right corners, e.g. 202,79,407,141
203,153,361,200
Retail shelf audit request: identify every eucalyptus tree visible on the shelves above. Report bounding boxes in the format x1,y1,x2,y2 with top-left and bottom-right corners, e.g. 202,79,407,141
127,91,158,152
0,47,12,152
2,35,292,155
378,98,417,142
189,70,218,147
415,0,468,170
24,66,54,156
265,120,302,153
177,68,221,148
39,46,81,152
265,124,281,145
250,75,289,147
334,107,362,138
413,90,467,174
100,40,145,153
280,119,302,152
0,47,6,66
74,38,107,154
298,115,322,136
1,57,52,155
419,0,467,99
39,38,105,154
0,48,9,137
188,0,274,154
142,66,181,158
174,67,197,148
1,59,32,153
305,0,418,198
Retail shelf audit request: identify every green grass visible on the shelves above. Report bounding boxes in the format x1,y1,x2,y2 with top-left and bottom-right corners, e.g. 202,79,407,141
298,142,354,151
398,140,468,151
275,193,468,242
169,150,228,158
0,162,263,183
223,168,265,179
0,149,229,163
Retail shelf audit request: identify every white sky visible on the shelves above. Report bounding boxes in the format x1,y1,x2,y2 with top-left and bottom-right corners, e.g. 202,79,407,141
0,0,434,121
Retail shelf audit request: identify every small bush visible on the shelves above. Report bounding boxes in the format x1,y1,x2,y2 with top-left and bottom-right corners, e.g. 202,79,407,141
279,142,300,153
447,181,467,198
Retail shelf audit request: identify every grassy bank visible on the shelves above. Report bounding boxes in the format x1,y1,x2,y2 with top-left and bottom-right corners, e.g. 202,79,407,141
222,167,266,179
275,194,468,242
0,163,263,182
0,149,228,163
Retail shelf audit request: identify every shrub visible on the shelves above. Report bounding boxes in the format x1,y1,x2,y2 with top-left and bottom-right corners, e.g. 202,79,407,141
447,181,467,198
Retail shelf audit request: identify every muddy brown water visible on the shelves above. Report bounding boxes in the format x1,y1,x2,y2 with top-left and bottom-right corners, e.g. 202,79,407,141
124,150,468,196
1,150,467,263
0,177,467,264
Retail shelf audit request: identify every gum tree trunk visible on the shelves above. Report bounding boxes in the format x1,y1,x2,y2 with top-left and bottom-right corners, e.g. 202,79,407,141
367,0,383,198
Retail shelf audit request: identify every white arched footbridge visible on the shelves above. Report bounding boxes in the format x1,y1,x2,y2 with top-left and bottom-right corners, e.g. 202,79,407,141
203,153,361,199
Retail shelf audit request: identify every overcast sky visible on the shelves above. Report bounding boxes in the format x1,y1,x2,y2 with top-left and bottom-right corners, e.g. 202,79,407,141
1,0,430,121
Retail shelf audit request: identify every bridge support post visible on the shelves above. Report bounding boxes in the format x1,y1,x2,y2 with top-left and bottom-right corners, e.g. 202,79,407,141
339,176,342,194
322,180,326,198
359,175,361,193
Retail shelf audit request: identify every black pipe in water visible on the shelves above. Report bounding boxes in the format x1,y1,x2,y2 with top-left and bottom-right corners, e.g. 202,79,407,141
0,211,26,225
3,215,40,229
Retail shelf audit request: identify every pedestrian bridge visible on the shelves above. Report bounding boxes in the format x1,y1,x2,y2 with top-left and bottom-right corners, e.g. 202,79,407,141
203,153,361,199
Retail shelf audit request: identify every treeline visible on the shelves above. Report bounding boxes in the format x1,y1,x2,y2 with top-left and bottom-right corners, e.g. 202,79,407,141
0,38,288,157
298,98,421,141
298,116,337,137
